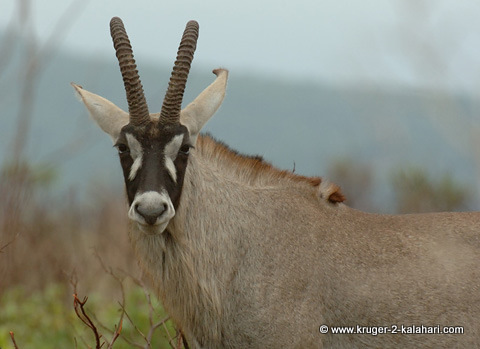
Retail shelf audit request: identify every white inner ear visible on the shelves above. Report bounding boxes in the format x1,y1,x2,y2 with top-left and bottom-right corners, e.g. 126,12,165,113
126,134,143,181
72,83,129,142
163,134,184,183
180,69,228,145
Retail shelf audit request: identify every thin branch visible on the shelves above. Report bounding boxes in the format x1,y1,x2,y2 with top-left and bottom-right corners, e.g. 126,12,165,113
181,332,190,349
0,232,20,253
8,0,90,163
164,320,178,348
93,252,152,348
0,1,21,78
119,301,150,347
73,293,103,349
128,273,185,348
106,319,123,349
128,274,170,347
145,317,169,348
94,250,127,344
9,331,19,349
72,256,127,349
90,310,143,349
75,256,183,348
177,334,183,349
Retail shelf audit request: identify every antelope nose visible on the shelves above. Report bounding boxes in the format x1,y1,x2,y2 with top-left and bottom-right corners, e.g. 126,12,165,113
135,202,168,225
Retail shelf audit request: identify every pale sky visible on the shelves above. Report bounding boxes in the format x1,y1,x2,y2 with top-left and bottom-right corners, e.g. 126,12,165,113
2,0,480,93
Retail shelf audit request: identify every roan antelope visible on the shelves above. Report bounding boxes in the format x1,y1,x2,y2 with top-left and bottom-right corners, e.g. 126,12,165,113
72,17,480,348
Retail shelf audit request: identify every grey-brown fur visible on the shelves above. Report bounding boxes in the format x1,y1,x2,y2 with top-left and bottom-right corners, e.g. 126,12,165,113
129,135,480,348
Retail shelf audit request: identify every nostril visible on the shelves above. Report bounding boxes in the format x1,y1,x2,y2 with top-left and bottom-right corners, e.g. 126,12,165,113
143,214,159,226
135,201,169,225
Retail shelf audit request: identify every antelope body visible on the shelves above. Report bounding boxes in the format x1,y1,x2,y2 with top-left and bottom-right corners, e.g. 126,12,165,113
73,17,480,348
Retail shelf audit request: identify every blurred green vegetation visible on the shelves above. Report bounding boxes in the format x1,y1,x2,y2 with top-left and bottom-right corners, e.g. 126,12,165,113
0,161,57,190
0,284,75,347
328,158,472,213
391,166,471,213
0,282,178,348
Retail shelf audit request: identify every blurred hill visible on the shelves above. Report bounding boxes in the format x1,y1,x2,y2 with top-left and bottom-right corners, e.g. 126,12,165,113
2,31,479,212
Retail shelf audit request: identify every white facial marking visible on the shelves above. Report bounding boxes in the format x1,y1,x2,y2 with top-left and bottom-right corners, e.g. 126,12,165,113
128,190,175,234
126,133,143,181
163,134,184,183
165,157,177,183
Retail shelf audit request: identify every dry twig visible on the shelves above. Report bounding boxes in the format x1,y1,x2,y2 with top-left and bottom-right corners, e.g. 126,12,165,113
0,232,19,253
71,266,123,349
73,293,103,349
71,255,185,348
129,274,184,348
9,331,19,349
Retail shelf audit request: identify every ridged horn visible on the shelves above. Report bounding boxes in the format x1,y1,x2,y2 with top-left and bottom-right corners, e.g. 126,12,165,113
110,17,149,126
159,20,199,125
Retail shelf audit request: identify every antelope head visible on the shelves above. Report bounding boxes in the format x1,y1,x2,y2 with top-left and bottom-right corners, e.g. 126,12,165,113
73,17,228,234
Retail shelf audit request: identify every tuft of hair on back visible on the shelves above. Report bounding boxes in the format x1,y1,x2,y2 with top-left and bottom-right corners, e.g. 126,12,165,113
317,180,346,204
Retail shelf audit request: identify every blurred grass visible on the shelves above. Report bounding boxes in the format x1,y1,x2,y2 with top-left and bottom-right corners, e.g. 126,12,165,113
0,284,75,347
0,281,177,348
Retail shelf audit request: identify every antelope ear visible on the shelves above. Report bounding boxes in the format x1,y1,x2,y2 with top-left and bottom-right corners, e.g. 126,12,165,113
72,83,129,142
180,69,228,144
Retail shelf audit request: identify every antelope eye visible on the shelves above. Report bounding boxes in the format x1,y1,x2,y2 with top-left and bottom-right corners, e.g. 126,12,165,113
116,143,129,154
179,144,191,155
